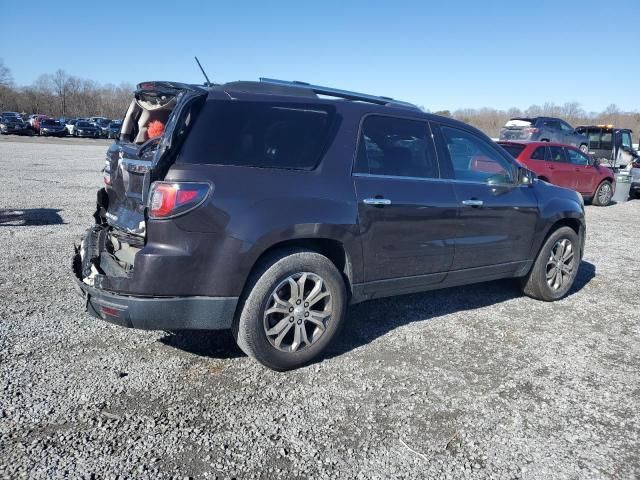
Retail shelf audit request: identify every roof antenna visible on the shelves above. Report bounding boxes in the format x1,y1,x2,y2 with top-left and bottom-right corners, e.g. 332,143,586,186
194,56,212,86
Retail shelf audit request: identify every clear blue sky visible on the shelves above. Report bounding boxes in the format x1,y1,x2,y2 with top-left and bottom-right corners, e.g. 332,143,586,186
2,0,638,113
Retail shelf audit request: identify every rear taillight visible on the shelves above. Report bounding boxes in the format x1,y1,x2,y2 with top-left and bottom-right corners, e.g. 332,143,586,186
102,160,111,185
148,181,211,219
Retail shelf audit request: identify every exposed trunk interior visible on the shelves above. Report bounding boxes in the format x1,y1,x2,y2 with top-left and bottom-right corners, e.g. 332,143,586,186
101,82,207,237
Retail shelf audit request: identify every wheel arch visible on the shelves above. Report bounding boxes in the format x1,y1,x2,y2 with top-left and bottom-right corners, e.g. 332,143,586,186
242,237,355,301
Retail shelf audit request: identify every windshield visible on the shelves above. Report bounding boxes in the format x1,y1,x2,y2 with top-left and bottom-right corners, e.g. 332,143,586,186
77,122,92,127
42,119,59,126
97,119,111,126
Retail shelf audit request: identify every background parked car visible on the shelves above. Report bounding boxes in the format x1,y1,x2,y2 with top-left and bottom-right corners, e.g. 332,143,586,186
499,140,615,205
32,115,50,132
574,125,639,170
0,116,30,135
39,118,67,137
65,119,78,136
106,120,122,139
1,111,22,121
74,120,100,138
499,117,589,152
93,118,112,138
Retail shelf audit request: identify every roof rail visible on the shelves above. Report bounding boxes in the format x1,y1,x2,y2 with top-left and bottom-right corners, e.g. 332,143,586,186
259,78,421,111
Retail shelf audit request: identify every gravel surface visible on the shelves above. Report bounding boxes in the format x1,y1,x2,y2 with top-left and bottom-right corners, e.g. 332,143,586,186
1,137,639,479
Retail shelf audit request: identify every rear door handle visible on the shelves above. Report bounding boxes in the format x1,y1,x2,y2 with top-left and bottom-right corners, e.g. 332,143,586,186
461,199,484,207
363,198,391,206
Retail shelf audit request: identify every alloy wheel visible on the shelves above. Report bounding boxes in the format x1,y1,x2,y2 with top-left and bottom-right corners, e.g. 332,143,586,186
545,238,575,290
263,272,332,353
598,183,612,205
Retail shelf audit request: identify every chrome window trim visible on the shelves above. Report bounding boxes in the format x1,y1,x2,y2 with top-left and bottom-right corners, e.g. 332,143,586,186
352,172,520,187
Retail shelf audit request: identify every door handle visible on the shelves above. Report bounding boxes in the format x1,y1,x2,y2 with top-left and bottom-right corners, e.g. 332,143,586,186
363,198,391,206
461,199,484,207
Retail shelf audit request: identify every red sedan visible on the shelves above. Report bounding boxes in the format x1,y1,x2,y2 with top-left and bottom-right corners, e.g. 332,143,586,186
498,141,616,206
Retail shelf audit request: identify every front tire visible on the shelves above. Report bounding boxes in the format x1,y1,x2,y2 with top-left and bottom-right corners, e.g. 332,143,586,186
592,180,613,206
233,249,347,371
520,226,580,301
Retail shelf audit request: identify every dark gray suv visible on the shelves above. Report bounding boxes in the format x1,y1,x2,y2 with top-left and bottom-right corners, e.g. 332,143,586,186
500,116,589,152
73,79,586,370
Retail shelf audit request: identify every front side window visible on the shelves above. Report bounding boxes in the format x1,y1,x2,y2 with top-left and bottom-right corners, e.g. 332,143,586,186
543,120,561,130
179,101,337,169
355,116,439,178
621,131,633,149
548,146,567,163
566,148,589,166
440,126,514,183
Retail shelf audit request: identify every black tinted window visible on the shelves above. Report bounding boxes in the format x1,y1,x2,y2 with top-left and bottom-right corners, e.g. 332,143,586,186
531,147,548,160
356,116,439,178
441,126,514,183
500,144,525,158
180,101,336,169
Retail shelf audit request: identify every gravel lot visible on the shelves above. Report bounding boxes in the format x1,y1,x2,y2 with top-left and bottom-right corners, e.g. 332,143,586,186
1,136,639,479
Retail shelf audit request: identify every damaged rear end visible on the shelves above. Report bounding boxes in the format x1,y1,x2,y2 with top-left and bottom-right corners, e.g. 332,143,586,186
72,81,237,330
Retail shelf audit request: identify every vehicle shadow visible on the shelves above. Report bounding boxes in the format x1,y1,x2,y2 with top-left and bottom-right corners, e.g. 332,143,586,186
159,329,245,359
324,260,596,360
160,261,596,364
0,208,65,226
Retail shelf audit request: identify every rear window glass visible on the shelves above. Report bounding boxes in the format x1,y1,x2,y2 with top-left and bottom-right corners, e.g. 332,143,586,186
179,101,337,169
500,144,525,158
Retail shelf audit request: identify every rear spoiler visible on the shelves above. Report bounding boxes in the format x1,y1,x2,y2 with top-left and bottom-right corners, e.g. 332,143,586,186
135,81,208,96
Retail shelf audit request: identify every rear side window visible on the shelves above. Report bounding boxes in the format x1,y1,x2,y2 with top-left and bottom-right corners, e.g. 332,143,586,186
542,120,561,130
531,146,548,160
500,144,526,158
179,101,337,169
355,115,439,178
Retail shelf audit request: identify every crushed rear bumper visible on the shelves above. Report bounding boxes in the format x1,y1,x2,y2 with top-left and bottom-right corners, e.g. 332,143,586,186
71,228,237,331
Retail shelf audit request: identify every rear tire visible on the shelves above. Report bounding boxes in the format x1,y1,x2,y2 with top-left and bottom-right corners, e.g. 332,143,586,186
232,249,347,371
520,226,580,302
592,180,613,206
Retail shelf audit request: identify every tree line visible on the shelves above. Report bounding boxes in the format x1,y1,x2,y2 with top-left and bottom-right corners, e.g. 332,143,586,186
0,60,133,119
1,59,639,137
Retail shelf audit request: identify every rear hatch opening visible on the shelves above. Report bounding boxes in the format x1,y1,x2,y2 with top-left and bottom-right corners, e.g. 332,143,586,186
76,81,207,287
102,82,207,238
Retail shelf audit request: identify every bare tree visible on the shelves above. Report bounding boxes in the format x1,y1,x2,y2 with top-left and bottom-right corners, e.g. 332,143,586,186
0,59,12,86
52,69,71,116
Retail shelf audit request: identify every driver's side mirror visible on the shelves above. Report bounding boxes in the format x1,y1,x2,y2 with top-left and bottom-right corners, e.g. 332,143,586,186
519,167,536,185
